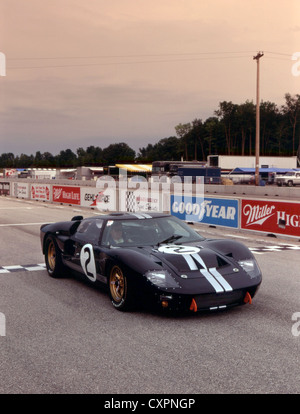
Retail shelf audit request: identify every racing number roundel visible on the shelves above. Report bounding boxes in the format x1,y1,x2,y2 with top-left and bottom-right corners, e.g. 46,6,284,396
158,245,200,255
80,244,97,282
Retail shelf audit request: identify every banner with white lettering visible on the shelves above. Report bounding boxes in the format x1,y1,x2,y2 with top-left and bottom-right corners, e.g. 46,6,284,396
52,185,81,205
241,199,300,237
171,195,238,228
30,183,51,201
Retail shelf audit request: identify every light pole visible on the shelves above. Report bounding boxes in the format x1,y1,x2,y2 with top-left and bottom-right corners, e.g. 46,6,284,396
253,51,264,186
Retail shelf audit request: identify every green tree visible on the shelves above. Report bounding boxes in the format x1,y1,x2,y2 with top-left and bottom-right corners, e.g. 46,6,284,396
203,117,219,156
15,153,34,168
260,101,279,155
236,101,255,155
215,101,238,155
0,153,15,168
102,142,135,165
281,93,300,155
175,123,192,161
56,149,77,167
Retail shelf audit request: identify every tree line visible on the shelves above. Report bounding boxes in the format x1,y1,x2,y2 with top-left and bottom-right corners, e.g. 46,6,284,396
1,93,299,169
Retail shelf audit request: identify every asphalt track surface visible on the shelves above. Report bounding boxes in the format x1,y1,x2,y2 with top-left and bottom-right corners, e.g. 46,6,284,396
0,196,299,394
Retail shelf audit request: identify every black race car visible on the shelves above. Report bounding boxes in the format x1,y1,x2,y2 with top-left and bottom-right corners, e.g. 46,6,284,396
40,212,262,312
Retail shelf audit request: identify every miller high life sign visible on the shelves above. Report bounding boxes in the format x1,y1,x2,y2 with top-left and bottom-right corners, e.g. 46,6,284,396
241,199,300,237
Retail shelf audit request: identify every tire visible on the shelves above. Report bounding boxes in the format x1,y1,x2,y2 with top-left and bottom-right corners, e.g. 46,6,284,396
287,180,293,187
108,264,134,311
45,236,65,278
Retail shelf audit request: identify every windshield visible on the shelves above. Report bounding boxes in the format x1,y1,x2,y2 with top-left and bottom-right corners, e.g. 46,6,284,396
101,216,205,247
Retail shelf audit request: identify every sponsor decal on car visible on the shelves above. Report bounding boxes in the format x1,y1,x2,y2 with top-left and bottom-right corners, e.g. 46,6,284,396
80,244,97,282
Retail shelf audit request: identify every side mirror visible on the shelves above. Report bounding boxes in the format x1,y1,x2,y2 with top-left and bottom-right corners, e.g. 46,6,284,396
71,215,83,221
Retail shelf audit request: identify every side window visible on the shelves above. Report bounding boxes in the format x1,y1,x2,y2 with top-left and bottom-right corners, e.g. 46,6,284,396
101,220,125,246
76,219,103,244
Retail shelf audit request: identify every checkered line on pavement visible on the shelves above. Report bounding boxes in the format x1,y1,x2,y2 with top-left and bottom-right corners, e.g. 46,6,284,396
0,263,46,273
249,244,300,254
0,244,299,271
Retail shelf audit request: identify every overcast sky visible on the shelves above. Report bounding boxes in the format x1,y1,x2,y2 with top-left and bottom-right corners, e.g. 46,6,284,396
0,0,299,157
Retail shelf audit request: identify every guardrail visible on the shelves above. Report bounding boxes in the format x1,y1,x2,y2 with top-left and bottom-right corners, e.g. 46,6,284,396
1,178,300,238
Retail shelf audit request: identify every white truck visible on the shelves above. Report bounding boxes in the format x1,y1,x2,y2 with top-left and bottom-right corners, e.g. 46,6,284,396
275,171,300,187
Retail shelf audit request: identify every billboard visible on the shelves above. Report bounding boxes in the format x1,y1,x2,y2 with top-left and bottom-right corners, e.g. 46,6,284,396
241,199,300,237
80,187,116,211
171,195,239,228
30,184,51,201
0,182,10,196
12,182,29,198
52,185,81,205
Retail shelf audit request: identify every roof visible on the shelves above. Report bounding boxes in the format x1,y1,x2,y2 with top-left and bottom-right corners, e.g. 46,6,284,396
86,212,168,221
230,167,298,174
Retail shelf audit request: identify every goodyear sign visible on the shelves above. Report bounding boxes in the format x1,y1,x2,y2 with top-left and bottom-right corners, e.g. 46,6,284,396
171,195,239,228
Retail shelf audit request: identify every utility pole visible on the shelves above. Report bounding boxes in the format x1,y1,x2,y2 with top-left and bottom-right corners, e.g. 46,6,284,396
253,51,264,186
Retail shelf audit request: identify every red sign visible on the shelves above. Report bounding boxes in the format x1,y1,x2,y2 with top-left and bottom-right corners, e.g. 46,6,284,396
241,199,300,237
31,184,50,201
52,185,80,205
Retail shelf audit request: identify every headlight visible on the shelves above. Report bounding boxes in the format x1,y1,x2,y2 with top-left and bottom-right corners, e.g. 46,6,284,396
144,270,180,289
238,259,260,279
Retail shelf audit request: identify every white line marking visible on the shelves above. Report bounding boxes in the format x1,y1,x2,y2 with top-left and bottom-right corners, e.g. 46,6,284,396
24,266,45,271
227,234,248,239
0,222,54,227
2,265,23,270
0,207,34,210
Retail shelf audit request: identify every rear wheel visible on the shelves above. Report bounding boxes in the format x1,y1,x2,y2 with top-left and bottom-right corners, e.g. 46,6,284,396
287,180,294,187
45,236,65,278
109,265,134,311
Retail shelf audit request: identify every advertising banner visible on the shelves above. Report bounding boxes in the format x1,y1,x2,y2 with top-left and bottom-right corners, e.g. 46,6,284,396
0,182,10,195
52,185,80,205
241,199,300,237
126,191,160,213
80,187,116,211
12,182,29,198
30,183,51,201
171,195,239,228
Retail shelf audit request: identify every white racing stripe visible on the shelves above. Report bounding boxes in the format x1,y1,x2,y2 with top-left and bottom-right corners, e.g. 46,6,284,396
192,253,207,269
183,254,198,270
209,267,233,292
200,269,224,293
183,252,233,293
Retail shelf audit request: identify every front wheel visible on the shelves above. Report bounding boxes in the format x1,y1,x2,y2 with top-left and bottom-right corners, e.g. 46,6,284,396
108,265,134,311
287,180,294,187
45,236,65,278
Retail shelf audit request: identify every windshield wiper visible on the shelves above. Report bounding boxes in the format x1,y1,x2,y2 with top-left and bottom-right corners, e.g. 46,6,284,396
157,234,182,246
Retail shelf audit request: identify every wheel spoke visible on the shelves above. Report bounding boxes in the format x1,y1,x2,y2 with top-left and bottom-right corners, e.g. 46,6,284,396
110,267,125,302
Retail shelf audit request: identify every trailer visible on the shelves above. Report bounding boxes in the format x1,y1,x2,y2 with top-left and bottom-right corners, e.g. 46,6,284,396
207,155,298,171
177,166,221,184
